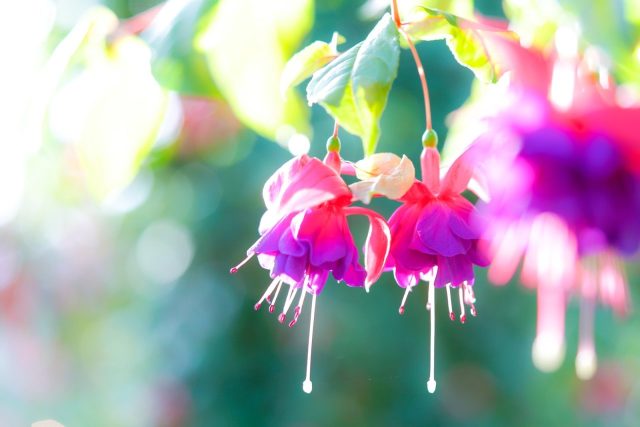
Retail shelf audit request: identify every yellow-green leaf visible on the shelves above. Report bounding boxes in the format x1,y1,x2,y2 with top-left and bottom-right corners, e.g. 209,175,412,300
280,35,344,94
406,7,518,83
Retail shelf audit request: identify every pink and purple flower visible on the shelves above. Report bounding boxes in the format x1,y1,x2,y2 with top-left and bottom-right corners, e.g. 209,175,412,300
232,151,390,393
386,141,489,392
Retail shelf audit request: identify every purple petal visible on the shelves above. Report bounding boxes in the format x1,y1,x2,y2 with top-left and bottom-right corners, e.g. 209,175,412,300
278,227,306,257
434,255,474,288
342,262,366,287
417,202,469,257
294,207,348,265
308,268,330,293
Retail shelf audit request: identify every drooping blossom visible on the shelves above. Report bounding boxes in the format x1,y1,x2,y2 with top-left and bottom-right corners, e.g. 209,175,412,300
464,31,640,378
231,149,390,393
385,138,489,393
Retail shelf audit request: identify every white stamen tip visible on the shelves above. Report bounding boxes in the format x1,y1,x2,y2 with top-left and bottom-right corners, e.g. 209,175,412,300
532,335,565,372
303,380,313,394
427,379,437,393
575,350,597,380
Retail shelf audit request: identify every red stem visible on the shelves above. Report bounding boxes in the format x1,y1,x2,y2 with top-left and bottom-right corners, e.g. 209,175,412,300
391,0,433,131
332,121,339,138
399,26,433,131
113,3,164,39
391,0,402,27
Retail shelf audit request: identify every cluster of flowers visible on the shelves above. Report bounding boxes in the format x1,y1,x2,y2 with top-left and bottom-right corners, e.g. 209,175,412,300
232,33,640,393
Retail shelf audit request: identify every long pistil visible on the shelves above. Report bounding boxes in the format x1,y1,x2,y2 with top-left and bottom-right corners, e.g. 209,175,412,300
427,281,437,393
303,290,318,394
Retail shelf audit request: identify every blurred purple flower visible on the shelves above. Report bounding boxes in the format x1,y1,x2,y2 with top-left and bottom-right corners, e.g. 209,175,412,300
474,85,639,378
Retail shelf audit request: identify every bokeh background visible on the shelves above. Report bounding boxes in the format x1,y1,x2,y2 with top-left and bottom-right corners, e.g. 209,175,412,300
2,0,640,425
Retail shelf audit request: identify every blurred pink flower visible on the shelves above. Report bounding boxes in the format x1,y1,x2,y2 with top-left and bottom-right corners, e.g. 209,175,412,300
232,152,390,393
469,36,639,378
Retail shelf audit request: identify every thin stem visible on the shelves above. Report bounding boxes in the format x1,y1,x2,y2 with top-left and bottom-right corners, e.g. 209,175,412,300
391,0,402,27
399,27,433,131
110,3,164,41
332,121,339,138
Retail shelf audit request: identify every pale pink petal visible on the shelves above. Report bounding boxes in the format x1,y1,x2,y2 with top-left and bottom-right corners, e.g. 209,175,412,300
349,154,415,203
441,146,478,195
340,162,356,176
323,151,342,173
420,147,440,194
482,34,553,96
467,175,491,202
354,153,402,179
344,206,391,291
259,155,351,232
486,223,526,285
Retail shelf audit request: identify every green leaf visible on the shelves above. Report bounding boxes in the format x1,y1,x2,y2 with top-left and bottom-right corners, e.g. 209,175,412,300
307,14,400,156
196,0,313,143
406,8,517,83
280,33,344,94
144,0,220,97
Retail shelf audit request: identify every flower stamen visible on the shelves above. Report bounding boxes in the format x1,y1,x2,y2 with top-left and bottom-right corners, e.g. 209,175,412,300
399,286,412,315
458,286,466,324
446,284,455,321
230,253,254,274
463,283,478,317
255,278,280,311
289,285,309,328
269,281,284,313
278,285,299,324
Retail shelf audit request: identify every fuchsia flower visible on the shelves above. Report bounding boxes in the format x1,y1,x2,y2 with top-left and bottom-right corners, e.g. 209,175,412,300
466,33,640,378
231,150,390,393
386,140,489,393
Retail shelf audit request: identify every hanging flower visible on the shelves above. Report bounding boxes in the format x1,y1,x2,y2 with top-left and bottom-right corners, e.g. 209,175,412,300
385,137,489,393
231,149,390,393
466,32,640,379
